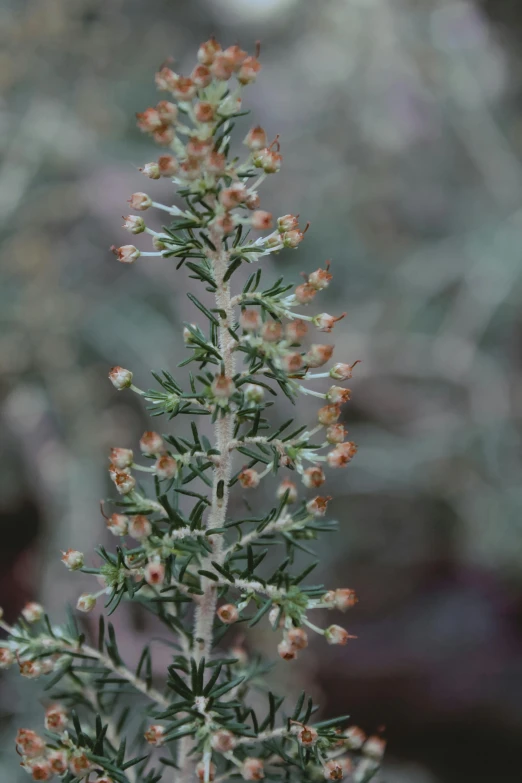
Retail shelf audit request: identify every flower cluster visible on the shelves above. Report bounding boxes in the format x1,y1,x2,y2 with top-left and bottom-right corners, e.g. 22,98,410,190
2,39,384,783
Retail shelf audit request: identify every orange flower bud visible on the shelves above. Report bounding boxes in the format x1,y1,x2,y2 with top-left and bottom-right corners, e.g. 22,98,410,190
286,319,308,342
128,192,152,210
306,496,332,517
44,704,68,731
244,126,267,150
262,321,283,342
158,154,178,176
239,469,260,489
302,467,326,488
129,515,152,540
107,513,128,536
112,244,140,263
144,724,165,747
287,627,308,650
144,561,165,586
140,431,165,454
136,108,163,132
191,64,213,88
276,479,298,504
277,639,297,661
326,386,351,405
251,210,273,230
155,454,178,480
306,344,334,368
198,38,222,66
217,604,239,624
194,101,216,123
318,404,341,426
122,215,145,234
110,447,134,469
294,284,317,305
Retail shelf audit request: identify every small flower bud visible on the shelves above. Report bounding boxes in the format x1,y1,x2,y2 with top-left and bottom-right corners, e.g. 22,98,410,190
140,431,165,454
330,362,358,381
282,229,304,247
16,729,46,758
155,67,178,91
285,319,308,342
212,375,236,399
244,126,267,150
302,467,326,488
108,366,133,390
112,244,140,263
244,383,265,403
22,602,44,623
276,478,298,504
129,515,152,540
219,183,247,209
156,100,178,124
334,589,358,611
318,404,341,426
211,213,237,236
281,352,304,374
107,513,129,536
211,53,236,80
306,344,334,368
69,751,92,777
251,210,273,230
253,148,282,174
172,76,197,101
242,757,265,781
139,165,160,185
109,447,134,469
76,594,96,613
207,150,226,173
179,159,201,182
48,750,68,776
238,469,261,489
158,154,178,176
277,214,298,232
327,387,351,407
297,725,317,746
240,309,262,332
262,321,283,342
122,215,146,233
327,442,357,468
136,108,163,132
363,736,386,761
197,761,216,781
326,424,347,444
110,467,136,495
294,284,317,305
211,729,237,752
308,266,333,290
153,125,175,145
19,659,42,679
238,55,261,85
192,64,213,87
344,726,366,750
323,760,344,780
61,549,84,571
186,137,213,160
129,192,152,211
155,454,178,480
217,604,239,624
27,760,52,780
198,37,222,65
44,704,68,731
325,625,355,645
287,627,308,650
313,313,346,333
194,101,216,122
144,561,165,587
277,639,297,661
245,192,261,210
0,648,15,669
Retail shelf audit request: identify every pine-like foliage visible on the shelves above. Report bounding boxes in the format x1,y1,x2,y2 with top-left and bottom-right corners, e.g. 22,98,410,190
0,39,385,783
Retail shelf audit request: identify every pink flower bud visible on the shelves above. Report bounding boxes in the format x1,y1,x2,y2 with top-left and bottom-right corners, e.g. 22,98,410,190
363,736,386,761
219,183,247,209
112,244,140,263
238,469,260,489
244,126,267,151
44,704,68,731
323,760,344,780
251,210,273,230
241,757,265,780
129,515,152,540
186,137,213,160
240,309,262,332
326,386,351,405
244,383,265,403
27,760,52,780
144,561,165,587
282,229,304,247
108,366,133,390
281,352,304,374
191,64,213,87
277,214,299,232
276,479,298,504
110,466,136,495
223,44,248,70
327,442,357,468
217,604,239,624
286,319,308,343
338,758,353,775
334,589,358,611
139,431,165,454
305,344,334,368
19,659,42,678
172,76,197,101
330,362,359,381
302,467,326,488
344,726,366,750
326,424,347,444
318,404,341,426
197,761,217,781
297,725,317,745
207,150,226,173
238,56,261,85
22,602,44,623
0,648,14,669
212,375,235,399
294,284,317,305
194,101,216,123
139,162,161,180
128,192,152,211
76,594,96,613
107,513,129,536
69,751,92,777
109,447,134,469
48,750,68,775
155,454,178,480
211,213,237,236
287,627,308,650
198,37,222,65
308,266,333,290
253,148,282,174
277,639,297,661
325,624,355,645
153,125,175,145
122,215,146,234
262,321,283,342
136,108,163,132
313,313,346,333
16,729,45,758
245,192,261,210
211,729,237,752
155,67,178,91
180,159,202,181
156,100,178,124
61,549,84,571
158,154,179,176
144,724,165,747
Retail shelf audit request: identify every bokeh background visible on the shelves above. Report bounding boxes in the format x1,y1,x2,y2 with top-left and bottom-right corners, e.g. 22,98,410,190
1,0,522,781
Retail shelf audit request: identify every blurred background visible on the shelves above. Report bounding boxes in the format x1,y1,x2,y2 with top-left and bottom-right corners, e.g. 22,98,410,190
1,0,522,780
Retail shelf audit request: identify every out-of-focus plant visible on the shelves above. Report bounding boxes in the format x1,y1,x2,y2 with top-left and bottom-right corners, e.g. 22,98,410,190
0,39,385,783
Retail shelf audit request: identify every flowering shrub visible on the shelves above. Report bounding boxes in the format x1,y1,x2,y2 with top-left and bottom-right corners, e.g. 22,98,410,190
0,39,385,783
